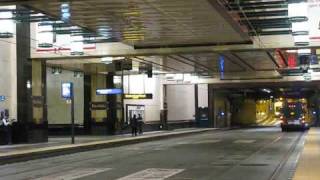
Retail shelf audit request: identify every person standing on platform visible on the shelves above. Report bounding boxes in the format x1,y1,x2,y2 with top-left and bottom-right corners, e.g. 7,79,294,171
137,114,143,135
130,114,138,136
2,111,12,145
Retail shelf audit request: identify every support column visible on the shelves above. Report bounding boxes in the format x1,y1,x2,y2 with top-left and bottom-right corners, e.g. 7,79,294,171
90,73,107,135
83,74,92,134
208,84,215,128
194,84,199,124
106,73,117,135
160,84,168,130
16,7,48,143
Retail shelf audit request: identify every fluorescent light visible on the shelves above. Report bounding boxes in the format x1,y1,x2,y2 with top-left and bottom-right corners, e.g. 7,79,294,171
298,49,311,54
70,35,84,55
288,2,308,22
286,50,297,53
261,88,272,93
292,21,309,35
0,6,15,38
294,35,310,46
101,57,125,64
101,57,113,64
37,22,54,48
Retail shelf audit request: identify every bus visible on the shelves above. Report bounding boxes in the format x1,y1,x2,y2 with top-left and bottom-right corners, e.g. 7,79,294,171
280,101,309,131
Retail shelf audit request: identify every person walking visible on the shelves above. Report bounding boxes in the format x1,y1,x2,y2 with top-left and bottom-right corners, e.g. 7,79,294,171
130,114,138,136
137,114,143,135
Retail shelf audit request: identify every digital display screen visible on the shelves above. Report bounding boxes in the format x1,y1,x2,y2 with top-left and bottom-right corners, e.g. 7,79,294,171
62,82,73,99
96,88,123,95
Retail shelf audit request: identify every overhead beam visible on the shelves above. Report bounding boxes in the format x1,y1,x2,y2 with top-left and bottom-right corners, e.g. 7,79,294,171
133,56,181,72
176,55,216,72
230,53,256,71
266,51,281,68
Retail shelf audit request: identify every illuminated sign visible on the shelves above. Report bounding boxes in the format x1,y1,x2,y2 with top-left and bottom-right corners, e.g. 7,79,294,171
96,88,123,95
219,55,225,72
0,95,5,102
310,54,318,64
61,3,71,22
288,53,297,68
61,82,73,99
124,94,153,100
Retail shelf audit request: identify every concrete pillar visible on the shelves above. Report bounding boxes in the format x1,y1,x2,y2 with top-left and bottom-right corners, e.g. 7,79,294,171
208,85,215,128
90,73,107,134
16,7,47,143
106,73,117,135
83,74,91,133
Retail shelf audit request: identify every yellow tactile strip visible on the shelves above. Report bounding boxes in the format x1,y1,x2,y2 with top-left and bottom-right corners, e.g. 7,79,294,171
294,128,320,180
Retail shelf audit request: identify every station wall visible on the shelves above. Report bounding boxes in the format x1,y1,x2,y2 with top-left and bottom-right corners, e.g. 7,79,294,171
123,74,161,123
213,91,231,128
198,84,208,107
46,68,84,125
167,84,195,121
0,36,17,120
232,98,256,125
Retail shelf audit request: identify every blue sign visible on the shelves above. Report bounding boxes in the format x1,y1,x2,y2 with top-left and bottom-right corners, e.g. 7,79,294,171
0,95,5,102
219,55,225,79
96,88,123,95
61,3,71,22
219,55,225,72
61,82,73,99
310,54,318,65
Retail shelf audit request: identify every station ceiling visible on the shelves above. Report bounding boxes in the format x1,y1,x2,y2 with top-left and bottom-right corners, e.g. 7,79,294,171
1,0,318,81
5,0,250,48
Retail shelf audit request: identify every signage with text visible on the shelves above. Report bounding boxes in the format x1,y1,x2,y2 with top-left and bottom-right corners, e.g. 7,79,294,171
124,94,153,100
90,102,108,110
96,88,123,95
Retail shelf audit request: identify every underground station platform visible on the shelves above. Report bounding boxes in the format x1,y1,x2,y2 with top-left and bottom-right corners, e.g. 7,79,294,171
1,0,320,179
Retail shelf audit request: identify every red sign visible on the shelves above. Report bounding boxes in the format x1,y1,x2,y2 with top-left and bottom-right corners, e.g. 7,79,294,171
288,53,297,68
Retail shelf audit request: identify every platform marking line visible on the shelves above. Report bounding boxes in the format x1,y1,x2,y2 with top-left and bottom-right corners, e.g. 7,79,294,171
191,139,221,144
233,140,256,144
33,168,111,180
117,168,185,180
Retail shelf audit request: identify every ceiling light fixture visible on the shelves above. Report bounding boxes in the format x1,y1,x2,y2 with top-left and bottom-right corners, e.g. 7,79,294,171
51,67,62,75
288,0,310,46
0,6,15,38
37,22,54,48
70,35,84,55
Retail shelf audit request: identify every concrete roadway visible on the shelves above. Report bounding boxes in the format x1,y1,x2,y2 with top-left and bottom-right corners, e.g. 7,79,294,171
0,127,305,180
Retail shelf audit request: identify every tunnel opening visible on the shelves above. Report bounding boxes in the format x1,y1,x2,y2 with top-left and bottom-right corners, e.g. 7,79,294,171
210,86,319,128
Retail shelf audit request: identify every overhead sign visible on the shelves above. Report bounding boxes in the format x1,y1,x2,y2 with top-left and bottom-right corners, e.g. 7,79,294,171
219,55,225,72
96,88,123,95
61,82,73,99
0,95,5,102
288,53,297,68
124,94,153,100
